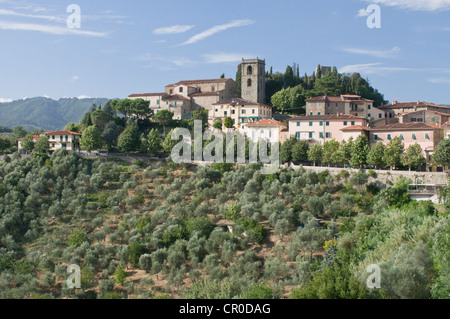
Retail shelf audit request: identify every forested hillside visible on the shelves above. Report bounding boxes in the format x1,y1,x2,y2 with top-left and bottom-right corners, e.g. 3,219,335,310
0,97,110,131
0,151,447,299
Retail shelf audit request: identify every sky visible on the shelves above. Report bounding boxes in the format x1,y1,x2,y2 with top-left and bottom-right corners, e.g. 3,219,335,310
0,0,450,105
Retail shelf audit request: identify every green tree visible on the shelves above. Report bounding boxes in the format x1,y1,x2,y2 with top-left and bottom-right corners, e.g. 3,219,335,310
280,137,296,163
118,125,140,154
224,117,234,129
146,129,163,155
308,143,323,166
367,141,386,169
80,112,93,131
64,123,81,133
101,121,120,151
383,137,404,170
21,134,36,153
350,135,370,168
292,140,310,163
332,138,353,167
432,139,450,167
213,119,223,130
13,126,28,139
34,135,49,153
402,143,426,171
80,125,102,154
323,139,340,165
114,264,128,284
153,110,174,137
271,86,305,112
163,129,183,153
91,109,113,131
0,137,12,154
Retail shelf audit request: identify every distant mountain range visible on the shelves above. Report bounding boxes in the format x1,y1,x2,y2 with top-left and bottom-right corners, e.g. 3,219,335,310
0,97,110,131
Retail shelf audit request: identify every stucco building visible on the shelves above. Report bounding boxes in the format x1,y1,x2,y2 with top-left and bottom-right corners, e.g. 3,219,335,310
305,95,385,121
288,114,367,144
378,100,450,116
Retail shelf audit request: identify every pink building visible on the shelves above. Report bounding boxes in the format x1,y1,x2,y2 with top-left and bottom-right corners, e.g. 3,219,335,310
369,123,444,159
288,114,367,144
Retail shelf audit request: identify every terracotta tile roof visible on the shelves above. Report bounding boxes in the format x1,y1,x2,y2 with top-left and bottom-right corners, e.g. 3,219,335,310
378,101,450,110
128,93,166,98
17,135,40,141
190,91,219,97
213,98,272,108
45,130,82,136
246,119,287,127
290,114,365,121
171,78,232,86
341,125,369,131
369,123,441,131
162,94,190,102
305,95,374,103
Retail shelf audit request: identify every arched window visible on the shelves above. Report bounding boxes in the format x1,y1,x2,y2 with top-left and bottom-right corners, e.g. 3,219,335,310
247,79,252,87
247,66,253,75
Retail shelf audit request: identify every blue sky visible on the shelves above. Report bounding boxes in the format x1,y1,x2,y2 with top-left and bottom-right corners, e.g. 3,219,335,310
0,0,450,104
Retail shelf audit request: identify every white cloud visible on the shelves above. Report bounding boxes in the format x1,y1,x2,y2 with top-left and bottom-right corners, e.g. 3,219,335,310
0,9,64,22
0,20,109,37
136,53,197,70
342,46,401,58
153,25,194,35
428,78,450,84
365,0,450,11
203,53,249,64
357,8,371,16
69,75,79,82
180,19,255,46
339,63,412,75
77,95,91,99
0,98,13,103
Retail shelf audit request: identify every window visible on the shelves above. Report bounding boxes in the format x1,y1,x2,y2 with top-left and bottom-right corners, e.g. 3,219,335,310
52,135,55,140
336,103,338,107
320,121,323,126
247,79,252,87
297,122,300,127
351,121,355,126
374,134,378,141
52,143,55,148
368,114,371,118
326,132,331,138
327,103,330,107
431,117,435,122
231,110,235,115
425,133,430,139
344,121,348,126
215,109,218,112
318,112,321,115
65,136,68,142
242,110,246,114
310,112,313,115
174,102,177,107
157,100,160,105
247,66,253,75
319,132,324,138
224,111,227,117
252,109,255,114
170,89,173,94
309,122,313,127
326,121,330,126
179,87,183,93
379,114,382,119
388,134,392,140
309,132,313,139
211,86,215,92
368,104,371,110
296,132,301,140
412,134,417,140
60,136,62,142
399,134,404,140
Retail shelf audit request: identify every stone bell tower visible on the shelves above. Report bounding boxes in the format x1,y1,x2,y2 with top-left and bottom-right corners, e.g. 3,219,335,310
240,58,266,104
